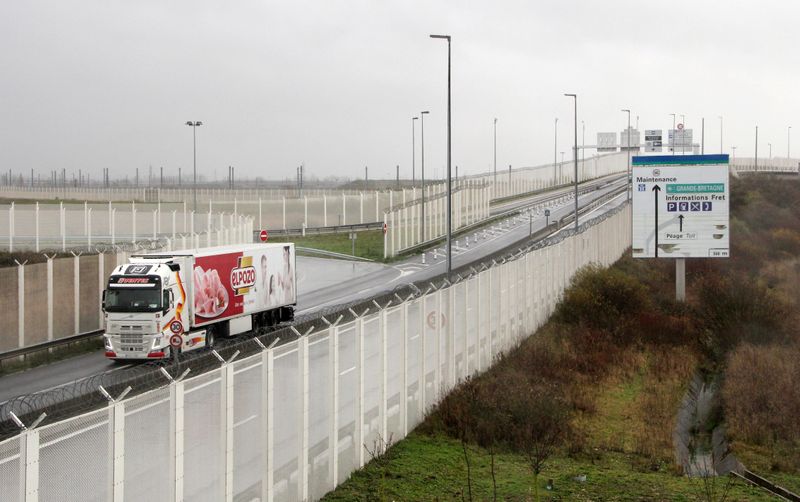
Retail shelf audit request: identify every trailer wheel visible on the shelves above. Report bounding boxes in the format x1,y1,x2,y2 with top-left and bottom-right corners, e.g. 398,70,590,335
206,327,215,349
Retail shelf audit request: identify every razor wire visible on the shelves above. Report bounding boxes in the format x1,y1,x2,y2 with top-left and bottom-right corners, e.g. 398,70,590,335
0,198,628,440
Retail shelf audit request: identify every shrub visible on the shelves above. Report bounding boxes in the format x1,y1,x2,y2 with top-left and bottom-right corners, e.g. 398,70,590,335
556,264,650,343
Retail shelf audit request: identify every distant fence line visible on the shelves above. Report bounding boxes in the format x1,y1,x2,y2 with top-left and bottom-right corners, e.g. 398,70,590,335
0,201,631,502
2,202,252,252
730,157,799,175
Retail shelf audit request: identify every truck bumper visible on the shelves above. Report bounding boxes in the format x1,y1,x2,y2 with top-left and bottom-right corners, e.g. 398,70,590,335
104,333,168,360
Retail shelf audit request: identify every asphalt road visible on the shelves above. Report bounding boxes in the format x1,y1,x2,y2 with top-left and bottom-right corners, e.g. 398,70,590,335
0,176,626,404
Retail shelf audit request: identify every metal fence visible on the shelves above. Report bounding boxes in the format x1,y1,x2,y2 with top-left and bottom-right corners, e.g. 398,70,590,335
730,157,799,175
2,202,253,252
0,202,630,502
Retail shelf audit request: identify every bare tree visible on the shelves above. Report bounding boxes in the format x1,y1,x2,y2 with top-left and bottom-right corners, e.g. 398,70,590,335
507,382,570,502
363,432,394,502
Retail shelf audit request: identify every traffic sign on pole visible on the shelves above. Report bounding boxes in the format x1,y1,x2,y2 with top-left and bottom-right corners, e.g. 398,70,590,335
382,222,388,235
632,154,729,258
259,229,268,242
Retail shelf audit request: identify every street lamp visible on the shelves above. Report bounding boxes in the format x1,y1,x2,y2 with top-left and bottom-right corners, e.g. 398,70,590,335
554,117,559,182
670,113,676,155
185,121,202,219
493,118,498,185
412,116,419,185
622,109,631,201
565,93,579,231
420,111,430,240
581,120,585,167
755,126,759,170
731,146,737,160
680,114,685,154
430,33,452,276
788,126,792,158
719,116,723,154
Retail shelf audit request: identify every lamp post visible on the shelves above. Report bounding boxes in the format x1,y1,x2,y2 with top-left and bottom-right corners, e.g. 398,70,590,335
412,116,419,185
680,114,685,154
565,93,578,231
554,117,559,182
670,113,676,155
420,110,430,240
581,120,585,167
493,118,498,185
768,142,772,159
719,116,723,154
430,33,452,276
185,121,202,219
622,109,631,201
788,126,792,158
755,126,759,170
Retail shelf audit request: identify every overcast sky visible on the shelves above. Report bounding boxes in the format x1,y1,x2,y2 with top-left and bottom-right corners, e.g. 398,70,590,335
2,0,798,182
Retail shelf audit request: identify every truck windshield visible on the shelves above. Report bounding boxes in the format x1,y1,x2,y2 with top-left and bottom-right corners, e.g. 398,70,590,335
105,288,162,312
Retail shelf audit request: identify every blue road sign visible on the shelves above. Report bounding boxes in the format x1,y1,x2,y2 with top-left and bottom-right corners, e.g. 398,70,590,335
667,202,677,212
690,202,701,211
679,202,689,212
702,202,712,211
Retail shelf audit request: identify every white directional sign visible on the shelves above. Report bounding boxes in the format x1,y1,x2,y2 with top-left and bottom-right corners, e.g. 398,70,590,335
632,154,729,258
645,129,663,152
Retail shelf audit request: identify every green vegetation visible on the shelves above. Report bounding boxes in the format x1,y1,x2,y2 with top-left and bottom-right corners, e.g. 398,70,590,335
270,230,386,262
324,175,800,501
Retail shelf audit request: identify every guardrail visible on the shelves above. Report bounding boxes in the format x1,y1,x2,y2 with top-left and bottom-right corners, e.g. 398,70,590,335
731,470,800,501
0,330,104,366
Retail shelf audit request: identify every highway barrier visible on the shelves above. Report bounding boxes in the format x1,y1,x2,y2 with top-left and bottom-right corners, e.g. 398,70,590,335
0,202,631,502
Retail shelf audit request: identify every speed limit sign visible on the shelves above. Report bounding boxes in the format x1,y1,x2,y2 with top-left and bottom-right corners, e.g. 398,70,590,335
169,334,182,349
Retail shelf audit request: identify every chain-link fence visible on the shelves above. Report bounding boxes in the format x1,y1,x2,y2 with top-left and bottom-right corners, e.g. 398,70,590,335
0,202,630,501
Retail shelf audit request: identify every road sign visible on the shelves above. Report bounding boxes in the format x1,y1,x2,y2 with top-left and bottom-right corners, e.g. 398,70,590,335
382,222,388,235
631,154,729,258
259,229,268,242
426,311,447,329
645,129,663,152
677,123,684,131
169,334,182,348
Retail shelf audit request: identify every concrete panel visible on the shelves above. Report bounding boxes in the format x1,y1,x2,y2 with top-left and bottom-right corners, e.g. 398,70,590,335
23,262,48,345
52,258,75,340
80,255,99,332
0,267,19,352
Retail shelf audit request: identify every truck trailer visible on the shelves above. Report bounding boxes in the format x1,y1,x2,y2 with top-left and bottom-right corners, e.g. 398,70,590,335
102,243,295,360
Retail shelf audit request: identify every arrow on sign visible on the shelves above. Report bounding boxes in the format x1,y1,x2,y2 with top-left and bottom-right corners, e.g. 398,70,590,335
653,185,661,258
678,214,684,232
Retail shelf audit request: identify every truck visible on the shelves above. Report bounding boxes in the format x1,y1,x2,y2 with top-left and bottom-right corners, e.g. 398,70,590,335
102,243,295,360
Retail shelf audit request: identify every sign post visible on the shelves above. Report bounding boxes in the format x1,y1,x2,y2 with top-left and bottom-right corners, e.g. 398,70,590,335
632,154,730,300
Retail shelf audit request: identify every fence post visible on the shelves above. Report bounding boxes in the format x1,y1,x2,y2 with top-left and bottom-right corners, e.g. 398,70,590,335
342,195,347,225
11,412,46,502
16,260,25,348
401,301,409,437
327,322,339,487
359,192,364,224
374,190,379,222
8,201,14,252
299,336,309,501
419,295,426,415
35,202,39,252
304,195,308,228
44,255,53,341
435,288,442,401
98,253,105,329
100,386,131,502
282,197,286,230
72,252,81,334
355,313,364,467
61,202,66,251
380,304,388,442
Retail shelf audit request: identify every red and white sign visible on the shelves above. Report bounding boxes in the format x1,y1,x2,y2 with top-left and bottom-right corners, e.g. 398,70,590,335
169,334,182,348
382,223,388,235
426,311,447,330
169,320,183,334
260,230,268,242
677,123,684,131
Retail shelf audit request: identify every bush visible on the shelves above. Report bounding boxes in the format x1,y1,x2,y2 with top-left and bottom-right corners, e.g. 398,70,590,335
722,343,800,450
555,264,650,343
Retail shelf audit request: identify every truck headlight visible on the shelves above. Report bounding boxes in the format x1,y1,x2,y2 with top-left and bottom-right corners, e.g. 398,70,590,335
151,336,163,350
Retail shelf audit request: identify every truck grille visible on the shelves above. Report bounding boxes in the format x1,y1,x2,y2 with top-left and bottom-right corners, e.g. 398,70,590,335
120,334,144,345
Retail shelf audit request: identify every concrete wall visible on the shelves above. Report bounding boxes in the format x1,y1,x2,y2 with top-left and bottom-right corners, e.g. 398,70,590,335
52,258,75,340
23,263,48,345
0,267,18,352
80,255,99,333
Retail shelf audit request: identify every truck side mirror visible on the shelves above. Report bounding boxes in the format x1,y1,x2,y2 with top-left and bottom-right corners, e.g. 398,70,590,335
163,290,170,315
101,290,106,311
